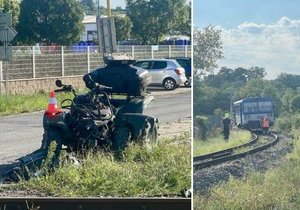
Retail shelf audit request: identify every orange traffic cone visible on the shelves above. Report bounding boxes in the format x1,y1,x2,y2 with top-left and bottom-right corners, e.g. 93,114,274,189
45,90,61,116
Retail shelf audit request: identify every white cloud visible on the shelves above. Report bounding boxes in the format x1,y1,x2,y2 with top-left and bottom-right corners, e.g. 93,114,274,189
218,16,300,79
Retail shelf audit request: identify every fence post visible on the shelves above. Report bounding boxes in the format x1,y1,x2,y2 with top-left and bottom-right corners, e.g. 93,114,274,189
151,46,154,59
0,61,2,81
185,45,188,57
131,46,135,59
61,46,65,76
169,45,171,58
32,46,36,79
87,46,90,73
0,61,2,94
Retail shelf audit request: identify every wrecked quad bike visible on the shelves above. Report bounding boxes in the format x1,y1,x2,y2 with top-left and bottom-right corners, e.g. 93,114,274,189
5,58,159,181
42,79,158,156
5,80,158,182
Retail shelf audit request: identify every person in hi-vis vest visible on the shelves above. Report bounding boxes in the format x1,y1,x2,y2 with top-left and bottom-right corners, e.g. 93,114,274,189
261,116,270,135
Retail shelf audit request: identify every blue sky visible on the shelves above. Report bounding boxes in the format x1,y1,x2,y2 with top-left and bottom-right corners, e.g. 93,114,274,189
194,0,300,79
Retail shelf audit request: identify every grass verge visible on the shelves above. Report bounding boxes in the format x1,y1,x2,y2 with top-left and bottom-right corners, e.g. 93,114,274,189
193,130,252,156
0,91,74,116
194,134,300,210
12,134,191,197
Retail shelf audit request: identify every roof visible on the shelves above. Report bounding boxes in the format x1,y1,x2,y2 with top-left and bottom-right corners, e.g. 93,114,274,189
82,15,97,24
234,97,273,104
82,14,126,24
136,58,177,62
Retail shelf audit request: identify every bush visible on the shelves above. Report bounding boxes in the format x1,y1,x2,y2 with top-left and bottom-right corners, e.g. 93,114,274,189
290,95,300,113
195,115,209,140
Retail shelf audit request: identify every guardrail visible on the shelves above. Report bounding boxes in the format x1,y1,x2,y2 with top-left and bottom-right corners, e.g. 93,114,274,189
0,45,191,81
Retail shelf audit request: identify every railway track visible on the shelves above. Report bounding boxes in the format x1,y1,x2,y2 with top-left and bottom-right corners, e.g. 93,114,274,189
193,131,279,170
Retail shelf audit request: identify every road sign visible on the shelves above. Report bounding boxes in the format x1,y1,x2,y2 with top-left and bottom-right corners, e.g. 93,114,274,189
0,24,17,42
0,13,12,26
0,46,12,61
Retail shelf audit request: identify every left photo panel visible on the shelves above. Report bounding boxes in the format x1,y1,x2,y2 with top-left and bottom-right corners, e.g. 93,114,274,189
0,0,192,209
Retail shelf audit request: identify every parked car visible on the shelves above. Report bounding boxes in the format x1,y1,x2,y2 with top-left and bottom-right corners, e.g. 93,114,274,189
132,59,187,90
166,57,191,87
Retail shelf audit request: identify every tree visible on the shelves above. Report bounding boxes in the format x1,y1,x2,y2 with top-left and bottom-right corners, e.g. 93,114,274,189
127,0,190,44
290,96,300,113
16,0,84,45
276,73,300,90
170,1,191,38
0,0,20,28
80,0,96,15
114,15,132,42
193,26,224,76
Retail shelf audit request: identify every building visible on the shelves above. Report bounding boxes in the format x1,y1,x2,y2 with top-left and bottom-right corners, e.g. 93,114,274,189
82,15,98,43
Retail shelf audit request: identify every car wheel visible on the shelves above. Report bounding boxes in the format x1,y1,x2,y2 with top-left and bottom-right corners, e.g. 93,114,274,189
41,130,62,167
149,124,158,143
163,78,177,90
184,80,191,87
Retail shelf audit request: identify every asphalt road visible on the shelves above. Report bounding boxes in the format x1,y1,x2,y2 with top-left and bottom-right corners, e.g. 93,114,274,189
0,87,191,165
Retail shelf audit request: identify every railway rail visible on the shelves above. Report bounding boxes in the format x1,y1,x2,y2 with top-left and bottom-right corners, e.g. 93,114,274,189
193,131,279,170
0,198,191,210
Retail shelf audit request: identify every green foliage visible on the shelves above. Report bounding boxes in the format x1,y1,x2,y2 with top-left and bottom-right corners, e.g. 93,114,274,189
16,136,191,197
274,113,300,134
193,26,224,76
79,0,96,15
169,1,191,37
16,0,84,45
127,0,190,44
290,95,300,113
276,73,300,90
194,115,209,140
0,0,20,28
114,15,133,42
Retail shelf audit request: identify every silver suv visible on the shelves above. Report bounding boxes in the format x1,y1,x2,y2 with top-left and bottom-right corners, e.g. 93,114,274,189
133,59,187,90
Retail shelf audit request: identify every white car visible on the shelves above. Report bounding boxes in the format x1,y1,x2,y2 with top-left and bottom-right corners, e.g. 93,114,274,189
133,59,187,90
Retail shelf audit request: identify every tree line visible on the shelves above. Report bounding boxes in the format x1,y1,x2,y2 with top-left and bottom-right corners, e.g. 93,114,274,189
1,0,190,46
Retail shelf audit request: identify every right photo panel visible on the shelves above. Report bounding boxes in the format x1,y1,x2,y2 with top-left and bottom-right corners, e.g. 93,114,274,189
193,0,300,209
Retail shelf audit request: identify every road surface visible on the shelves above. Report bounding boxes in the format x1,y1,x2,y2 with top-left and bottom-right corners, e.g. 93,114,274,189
0,87,191,165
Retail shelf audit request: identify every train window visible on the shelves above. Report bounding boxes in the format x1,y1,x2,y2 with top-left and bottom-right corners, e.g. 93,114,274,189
243,102,258,113
234,104,240,113
259,101,273,112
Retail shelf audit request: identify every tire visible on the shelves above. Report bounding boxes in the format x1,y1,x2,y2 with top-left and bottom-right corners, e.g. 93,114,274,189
184,80,191,87
149,124,158,143
41,130,62,166
113,127,131,152
163,78,177,90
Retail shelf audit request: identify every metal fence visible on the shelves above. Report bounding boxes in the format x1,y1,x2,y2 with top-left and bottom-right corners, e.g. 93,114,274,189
0,45,191,81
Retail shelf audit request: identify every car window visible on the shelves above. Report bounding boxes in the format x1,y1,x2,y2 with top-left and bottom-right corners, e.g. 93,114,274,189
152,61,167,69
134,61,151,69
170,60,181,68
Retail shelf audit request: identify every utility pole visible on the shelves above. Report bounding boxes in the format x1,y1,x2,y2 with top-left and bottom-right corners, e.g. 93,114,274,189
106,0,111,17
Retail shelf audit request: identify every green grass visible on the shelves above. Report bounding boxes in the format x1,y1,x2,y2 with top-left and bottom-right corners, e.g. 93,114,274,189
0,91,138,116
12,134,191,197
0,91,75,116
193,130,252,156
194,133,300,210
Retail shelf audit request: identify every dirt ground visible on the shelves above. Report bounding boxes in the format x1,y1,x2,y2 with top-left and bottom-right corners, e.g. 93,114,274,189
158,119,191,138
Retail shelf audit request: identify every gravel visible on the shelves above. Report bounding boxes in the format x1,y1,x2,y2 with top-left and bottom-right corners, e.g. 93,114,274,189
193,134,294,194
